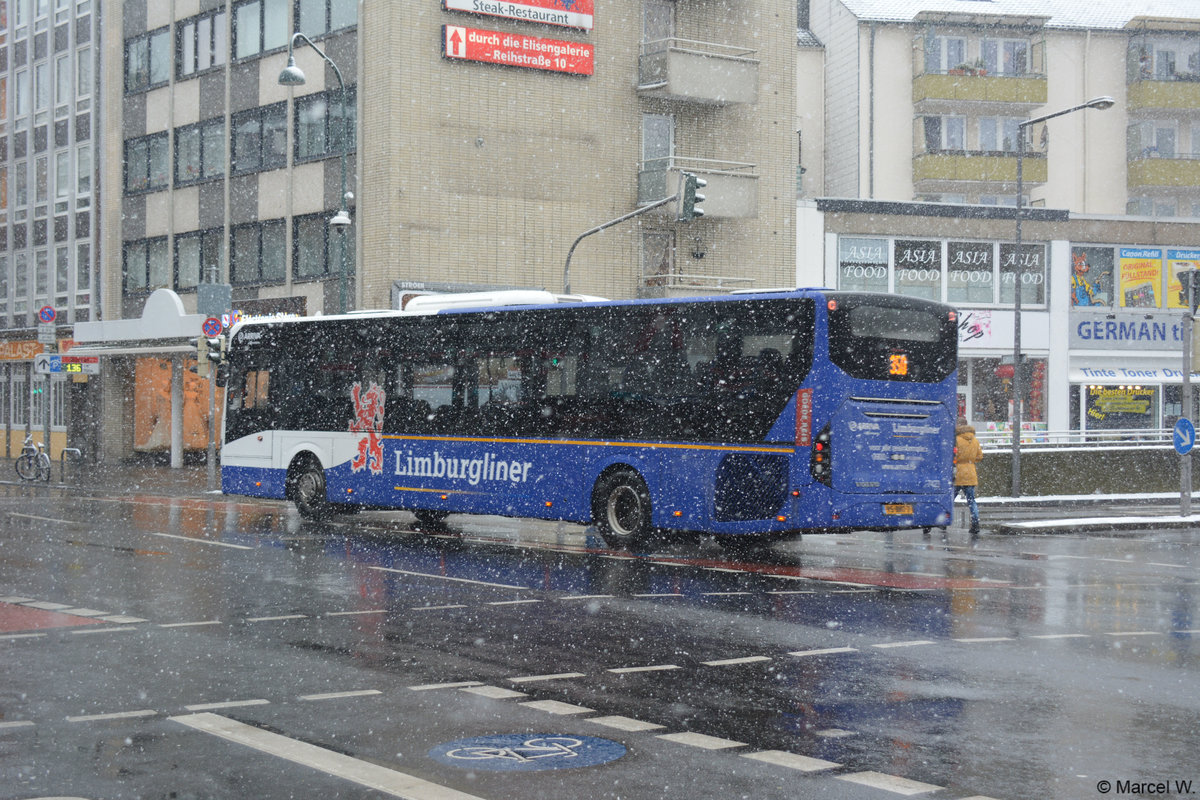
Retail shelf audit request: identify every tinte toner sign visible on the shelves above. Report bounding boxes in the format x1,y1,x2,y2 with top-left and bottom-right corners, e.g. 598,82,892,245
444,0,594,31
443,25,594,75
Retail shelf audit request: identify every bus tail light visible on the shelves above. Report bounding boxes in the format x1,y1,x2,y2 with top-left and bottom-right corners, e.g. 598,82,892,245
809,425,833,486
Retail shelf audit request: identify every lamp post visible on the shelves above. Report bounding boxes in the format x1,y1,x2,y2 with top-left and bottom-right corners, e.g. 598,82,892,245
1011,96,1113,497
279,33,353,313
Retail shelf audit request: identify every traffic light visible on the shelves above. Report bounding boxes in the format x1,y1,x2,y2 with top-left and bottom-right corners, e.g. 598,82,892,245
189,337,210,377
205,335,226,366
1179,268,1200,313
678,171,706,222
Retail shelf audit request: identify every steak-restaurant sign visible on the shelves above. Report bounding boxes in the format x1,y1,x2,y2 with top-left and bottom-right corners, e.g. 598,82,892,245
444,0,594,31
443,25,594,76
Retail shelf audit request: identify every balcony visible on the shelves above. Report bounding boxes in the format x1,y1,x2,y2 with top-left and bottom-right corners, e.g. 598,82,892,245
913,71,1047,109
637,159,758,219
912,150,1046,185
1128,77,1200,111
1128,154,1200,188
637,39,759,105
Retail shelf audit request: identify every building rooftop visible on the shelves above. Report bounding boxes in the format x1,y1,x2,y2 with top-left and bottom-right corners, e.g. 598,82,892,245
836,0,1200,30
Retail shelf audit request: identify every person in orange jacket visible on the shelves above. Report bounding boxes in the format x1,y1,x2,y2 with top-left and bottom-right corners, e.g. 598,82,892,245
954,416,984,535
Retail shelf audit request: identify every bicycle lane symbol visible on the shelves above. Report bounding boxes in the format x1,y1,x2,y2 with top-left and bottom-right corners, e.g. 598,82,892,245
429,734,626,772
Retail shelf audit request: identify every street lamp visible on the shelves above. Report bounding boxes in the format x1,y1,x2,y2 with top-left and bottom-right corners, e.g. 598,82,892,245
279,33,353,313
1011,95,1113,496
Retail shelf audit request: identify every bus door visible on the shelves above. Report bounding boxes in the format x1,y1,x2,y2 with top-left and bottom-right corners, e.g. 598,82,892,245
829,398,953,495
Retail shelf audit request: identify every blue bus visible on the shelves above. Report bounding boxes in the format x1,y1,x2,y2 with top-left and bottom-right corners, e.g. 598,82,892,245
220,289,958,547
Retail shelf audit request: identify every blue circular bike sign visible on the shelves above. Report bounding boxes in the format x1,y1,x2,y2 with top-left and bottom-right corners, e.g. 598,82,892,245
428,734,625,771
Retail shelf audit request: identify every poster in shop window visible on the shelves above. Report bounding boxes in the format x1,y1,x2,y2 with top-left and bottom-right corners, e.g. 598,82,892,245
1070,246,1113,307
1166,249,1200,309
1119,247,1162,308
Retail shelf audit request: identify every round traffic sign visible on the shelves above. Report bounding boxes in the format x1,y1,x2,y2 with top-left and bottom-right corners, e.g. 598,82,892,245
1174,418,1195,456
202,316,222,337
38,305,55,323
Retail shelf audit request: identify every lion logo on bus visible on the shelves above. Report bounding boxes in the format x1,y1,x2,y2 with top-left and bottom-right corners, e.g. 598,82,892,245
349,381,386,474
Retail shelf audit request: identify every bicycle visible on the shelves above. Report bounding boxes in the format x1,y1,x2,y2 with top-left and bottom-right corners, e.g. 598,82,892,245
15,434,51,482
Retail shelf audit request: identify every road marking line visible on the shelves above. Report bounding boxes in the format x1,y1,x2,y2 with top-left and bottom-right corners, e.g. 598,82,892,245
459,685,527,700
1174,629,1200,634
299,690,383,701
0,632,47,640
607,664,680,674
1148,562,1187,568
657,731,746,750
702,656,772,666
0,596,34,603
633,593,683,598
742,750,840,772
408,681,484,691
67,709,158,723
170,712,488,800
146,531,253,550
560,594,613,601
837,770,942,795
245,614,307,622
0,720,34,729
485,599,542,606
814,728,856,738
159,620,222,628
184,699,271,712
953,637,1015,643
787,647,858,657
508,672,586,683
100,615,148,624
325,609,388,616
701,591,752,596
70,626,137,635
23,601,72,610
872,640,935,649
9,513,74,524
1105,631,1161,637
519,699,594,715
586,715,665,732
1030,634,1089,640
411,605,467,612
60,608,109,617
369,566,526,590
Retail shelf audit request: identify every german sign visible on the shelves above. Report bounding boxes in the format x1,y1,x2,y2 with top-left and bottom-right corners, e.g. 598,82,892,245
37,305,55,324
202,317,223,337
35,354,100,375
443,0,594,30
443,25,594,75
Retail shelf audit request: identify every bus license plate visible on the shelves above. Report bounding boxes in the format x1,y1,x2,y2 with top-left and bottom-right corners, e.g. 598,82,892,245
884,503,913,516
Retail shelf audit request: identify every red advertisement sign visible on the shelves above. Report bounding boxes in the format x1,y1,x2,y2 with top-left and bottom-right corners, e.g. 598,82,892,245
444,0,594,31
443,25,594,76
795,388,813,446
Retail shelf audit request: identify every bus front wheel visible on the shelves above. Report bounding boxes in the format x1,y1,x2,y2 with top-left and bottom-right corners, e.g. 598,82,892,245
289,458,331,519
593,469,653,549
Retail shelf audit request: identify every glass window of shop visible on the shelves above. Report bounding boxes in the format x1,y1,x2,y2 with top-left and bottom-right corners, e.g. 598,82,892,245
999,243,1045,305
965,357,1046,429
1077,385,1159,431
837,237,888,292
1069,246,1115,307
893,239,941,300
947,241,994,303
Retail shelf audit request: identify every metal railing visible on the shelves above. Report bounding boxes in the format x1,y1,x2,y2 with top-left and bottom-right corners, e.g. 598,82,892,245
975,427,1175,449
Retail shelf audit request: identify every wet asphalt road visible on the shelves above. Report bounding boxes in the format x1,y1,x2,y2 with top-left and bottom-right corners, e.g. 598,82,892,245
0,485,1197,800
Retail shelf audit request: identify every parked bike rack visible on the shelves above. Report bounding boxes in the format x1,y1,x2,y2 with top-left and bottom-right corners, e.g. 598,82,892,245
59,448,82,483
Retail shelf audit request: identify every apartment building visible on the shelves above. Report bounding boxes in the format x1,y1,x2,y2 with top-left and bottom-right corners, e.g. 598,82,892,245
804,0,1200,439
0,0,795,462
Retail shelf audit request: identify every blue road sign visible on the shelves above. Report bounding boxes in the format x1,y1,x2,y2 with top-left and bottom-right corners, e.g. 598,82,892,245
37,305,55,323
1174,418,1195,455
428,734,625,771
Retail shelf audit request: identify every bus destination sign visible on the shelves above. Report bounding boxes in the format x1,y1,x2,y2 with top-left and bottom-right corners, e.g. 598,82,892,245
443,0,594,31
443,25,594,75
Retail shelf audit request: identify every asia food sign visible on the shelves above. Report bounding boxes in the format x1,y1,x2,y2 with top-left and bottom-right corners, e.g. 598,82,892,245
443,0,594,31
443,25,594,75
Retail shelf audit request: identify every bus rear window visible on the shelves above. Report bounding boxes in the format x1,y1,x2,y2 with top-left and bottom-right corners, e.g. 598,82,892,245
827,295,956,382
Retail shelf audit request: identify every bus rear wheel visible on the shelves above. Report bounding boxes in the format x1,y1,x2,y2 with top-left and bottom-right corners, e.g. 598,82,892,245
289,458,331,519
593,468,653,549
414,509,450,526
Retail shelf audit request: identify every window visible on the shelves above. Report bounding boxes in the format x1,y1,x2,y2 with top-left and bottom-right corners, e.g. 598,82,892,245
15,69,29,117
947,241,994,303
923,116,965,152
232,219,286,284
125,132,169,194
925,35,966,73
295,86,356,161
979,117,1020,153
294,211,353,280
999,243,1045,306
125,27,169,92
77,46,91,99
177,10,227,78
233,0,288,60
55,244,68,299
54,53,69,116
1156,48,1177,81
837,237,888,293
176,229,223,290
14,252,27,315
982,38,1028,76
893,239,942,300
124,236,169,292
53,150,68,209
175,118,225,185
76,144,90,196
297,0,356,36
232,103,286,174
